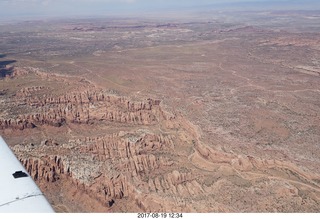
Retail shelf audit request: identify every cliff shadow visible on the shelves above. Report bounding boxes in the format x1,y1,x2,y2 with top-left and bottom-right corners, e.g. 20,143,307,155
0,54,16,78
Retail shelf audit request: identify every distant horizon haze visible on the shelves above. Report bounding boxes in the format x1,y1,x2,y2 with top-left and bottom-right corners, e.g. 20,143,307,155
0,0,320,21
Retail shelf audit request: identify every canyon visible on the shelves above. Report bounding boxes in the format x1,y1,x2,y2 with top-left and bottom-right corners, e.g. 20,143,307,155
1,12,320,212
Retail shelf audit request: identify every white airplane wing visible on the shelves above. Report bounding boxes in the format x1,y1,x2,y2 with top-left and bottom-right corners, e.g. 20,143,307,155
0,136,55,213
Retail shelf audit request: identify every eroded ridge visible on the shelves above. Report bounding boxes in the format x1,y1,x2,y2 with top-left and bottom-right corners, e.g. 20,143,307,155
4,67,319,212
1,86,162,130
1,15,320,212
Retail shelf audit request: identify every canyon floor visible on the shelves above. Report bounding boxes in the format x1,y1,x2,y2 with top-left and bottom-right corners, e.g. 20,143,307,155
1,11,320,212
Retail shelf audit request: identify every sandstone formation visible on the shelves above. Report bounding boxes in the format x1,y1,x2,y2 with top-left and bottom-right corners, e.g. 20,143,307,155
1,88,161,130
2,68,319,212
1,16,320,212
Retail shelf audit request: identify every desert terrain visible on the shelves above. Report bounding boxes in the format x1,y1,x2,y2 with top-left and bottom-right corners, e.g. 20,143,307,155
0,10,320,212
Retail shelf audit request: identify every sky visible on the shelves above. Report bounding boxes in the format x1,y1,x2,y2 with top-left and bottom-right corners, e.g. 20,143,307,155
0,0,319,20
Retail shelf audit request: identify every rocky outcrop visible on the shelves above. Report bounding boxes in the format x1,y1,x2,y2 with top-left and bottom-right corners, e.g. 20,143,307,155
21,155,68,183
11,67,29,77
13,129,178,210
16,86,46,97
0,66,29,78
78,132,175,177
81,133,174,159
88,174,132,206
1,89,162,130
0,118,37,130
19,113,66,127
19,90,159,110
18,145,134,208
5,67,319,213
194,140,236,164
148,170,204,196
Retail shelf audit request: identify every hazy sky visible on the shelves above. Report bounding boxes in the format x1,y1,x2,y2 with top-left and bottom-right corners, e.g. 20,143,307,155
0,0,319,20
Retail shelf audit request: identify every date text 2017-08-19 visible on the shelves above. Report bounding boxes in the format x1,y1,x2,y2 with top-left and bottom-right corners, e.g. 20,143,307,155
137,213,183,218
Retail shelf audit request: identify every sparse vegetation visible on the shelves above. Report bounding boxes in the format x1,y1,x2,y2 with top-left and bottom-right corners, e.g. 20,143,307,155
0,10,320,213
